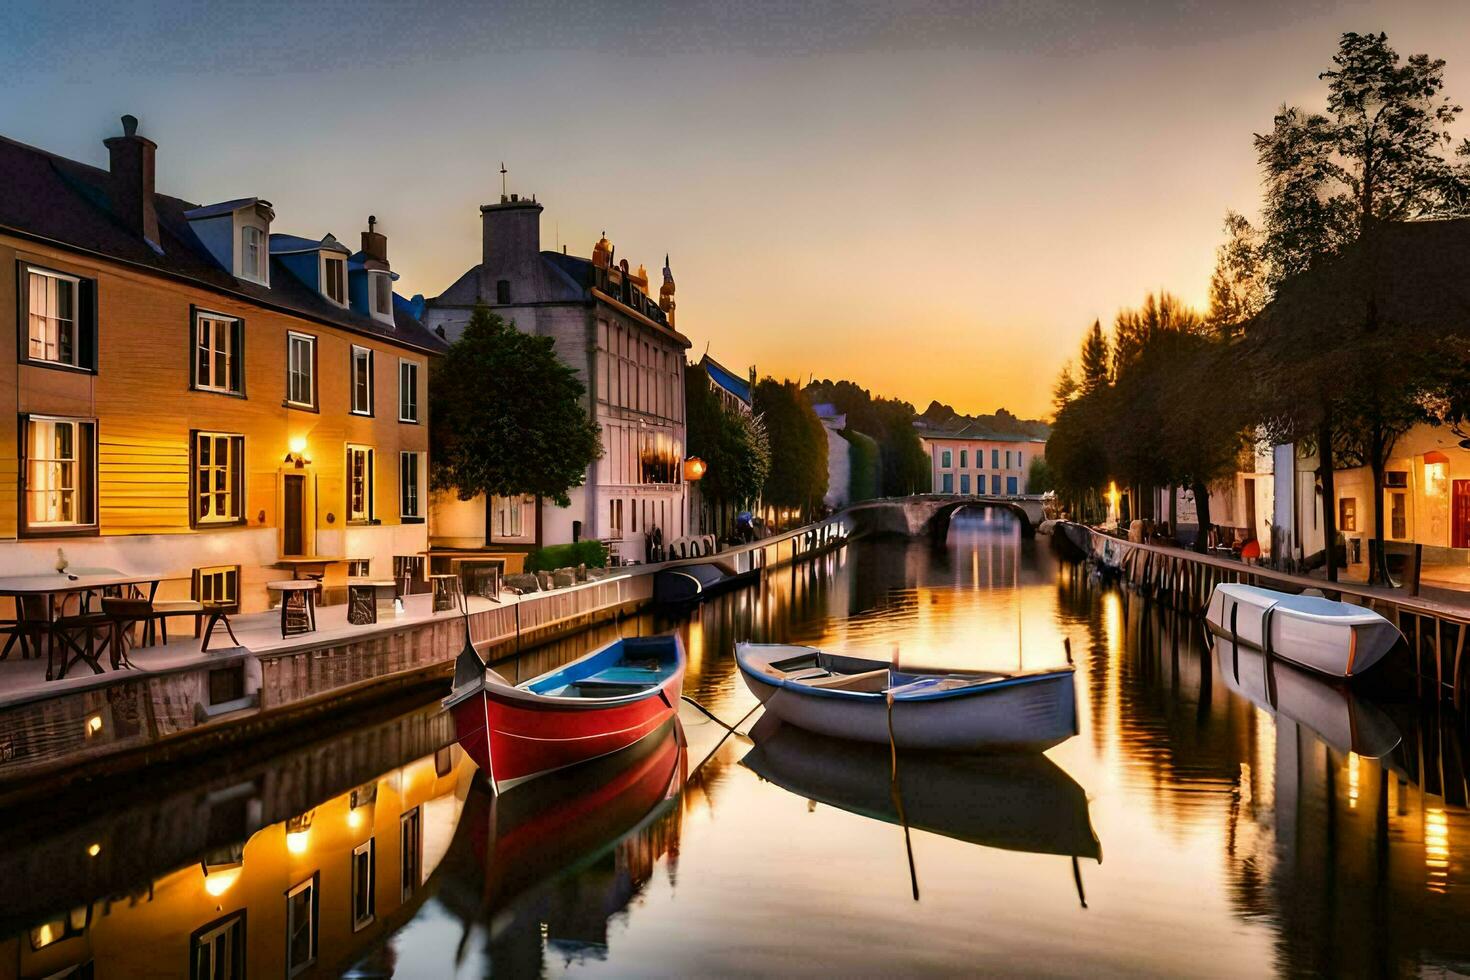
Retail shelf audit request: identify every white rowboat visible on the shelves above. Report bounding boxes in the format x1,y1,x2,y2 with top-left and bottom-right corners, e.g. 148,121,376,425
1204,583,1402,678
735,643,1077,752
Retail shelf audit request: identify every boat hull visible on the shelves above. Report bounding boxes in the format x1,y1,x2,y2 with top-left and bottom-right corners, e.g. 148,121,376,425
737,646,1077,752
1205,583,1402,678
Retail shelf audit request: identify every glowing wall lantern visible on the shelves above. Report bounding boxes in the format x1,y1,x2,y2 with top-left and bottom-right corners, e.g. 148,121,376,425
683,457,707,482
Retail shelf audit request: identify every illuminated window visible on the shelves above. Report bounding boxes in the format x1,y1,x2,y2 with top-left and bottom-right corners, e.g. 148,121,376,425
192,311,242,394
351,840,375,931
1339,497,1357,533
25,266,83,367
23,416,96,531
286,876,317,975
347,445,374,523
193,565,239,604
192,432,244,525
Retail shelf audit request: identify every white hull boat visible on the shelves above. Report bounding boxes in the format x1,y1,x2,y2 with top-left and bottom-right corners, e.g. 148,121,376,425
735,643,1077,752
1214,637,1402,758
1204,583,1402,679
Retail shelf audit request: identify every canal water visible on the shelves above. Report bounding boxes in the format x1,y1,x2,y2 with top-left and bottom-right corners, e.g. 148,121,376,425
3,509,1469,977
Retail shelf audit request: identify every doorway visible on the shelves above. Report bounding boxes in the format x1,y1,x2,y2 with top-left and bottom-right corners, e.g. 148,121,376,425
1454,480,1470,549
1243,478,1257,540
284,473,306,556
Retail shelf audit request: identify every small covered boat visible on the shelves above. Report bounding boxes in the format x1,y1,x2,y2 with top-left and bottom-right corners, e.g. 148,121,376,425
652,560,746,607
735,642,1076,752
1204,583,1403,678
444,633,686,793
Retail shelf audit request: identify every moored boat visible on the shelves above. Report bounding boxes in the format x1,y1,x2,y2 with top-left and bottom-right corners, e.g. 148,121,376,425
1204,583,1403,678
444,632,686,793
735,642,1076,752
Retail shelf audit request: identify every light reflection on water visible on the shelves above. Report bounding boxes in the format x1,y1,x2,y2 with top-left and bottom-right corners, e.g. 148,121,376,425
3,508,1469,977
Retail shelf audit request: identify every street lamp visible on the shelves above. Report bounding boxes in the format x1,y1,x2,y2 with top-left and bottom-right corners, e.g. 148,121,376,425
683,457,707,482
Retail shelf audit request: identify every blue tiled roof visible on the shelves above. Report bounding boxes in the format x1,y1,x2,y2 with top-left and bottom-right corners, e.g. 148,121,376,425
702,356,751,404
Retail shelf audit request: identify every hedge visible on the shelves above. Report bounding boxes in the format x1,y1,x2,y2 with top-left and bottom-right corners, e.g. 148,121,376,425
525,540,608,572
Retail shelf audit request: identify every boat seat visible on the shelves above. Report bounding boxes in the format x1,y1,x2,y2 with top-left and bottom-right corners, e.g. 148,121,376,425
781,667,831,681
800,668,891,692
885,674,1002,697
571,678,656,696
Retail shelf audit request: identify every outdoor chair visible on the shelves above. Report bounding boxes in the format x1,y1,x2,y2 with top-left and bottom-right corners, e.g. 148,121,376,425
101,596,152,669
49,610,111,679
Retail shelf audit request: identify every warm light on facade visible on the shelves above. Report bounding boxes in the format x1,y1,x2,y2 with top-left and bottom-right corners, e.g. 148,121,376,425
86,843,100,857
1426,460,1449,496
1426,808,1450,892
288,435,308,456
84,714,102,738
203,865,241,897
286,830,310,854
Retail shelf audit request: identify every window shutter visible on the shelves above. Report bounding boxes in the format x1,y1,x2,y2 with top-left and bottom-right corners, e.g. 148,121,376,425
230,318,245,395
366,448,375,520
188,305,199,389
231,435,245,518
78,277,98,371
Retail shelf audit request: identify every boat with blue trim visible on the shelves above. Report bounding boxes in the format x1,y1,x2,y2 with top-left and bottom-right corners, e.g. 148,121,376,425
445,633,686,794
735,642,1076,752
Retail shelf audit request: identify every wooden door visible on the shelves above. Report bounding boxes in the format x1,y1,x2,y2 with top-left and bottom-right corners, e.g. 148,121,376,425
284,474,306,556
1454,480,1470,549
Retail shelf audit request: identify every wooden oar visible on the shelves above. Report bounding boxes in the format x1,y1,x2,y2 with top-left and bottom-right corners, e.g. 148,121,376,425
887,643,920,902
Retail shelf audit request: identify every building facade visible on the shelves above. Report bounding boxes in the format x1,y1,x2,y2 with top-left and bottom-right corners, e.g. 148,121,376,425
919,425,1044,497
424,194,691,563
0,118,443,611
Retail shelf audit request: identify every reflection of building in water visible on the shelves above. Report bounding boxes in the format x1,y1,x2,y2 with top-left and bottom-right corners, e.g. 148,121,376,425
1,732,475,979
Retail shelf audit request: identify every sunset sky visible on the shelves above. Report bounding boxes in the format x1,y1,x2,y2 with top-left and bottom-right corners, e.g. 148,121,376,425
6,0,1470,419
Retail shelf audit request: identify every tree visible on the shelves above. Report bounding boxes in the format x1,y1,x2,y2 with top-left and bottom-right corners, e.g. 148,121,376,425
754,378,828,523
1079,320,1110,394
803,379,931,496
1025,456,1055,495
686,364,770,536
1051,361,1078,417
430,304,602,540
1252,31,1470,580
1206,211,1270,334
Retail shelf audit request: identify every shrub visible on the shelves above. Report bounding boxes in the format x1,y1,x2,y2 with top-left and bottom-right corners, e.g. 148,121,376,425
526,540,607,572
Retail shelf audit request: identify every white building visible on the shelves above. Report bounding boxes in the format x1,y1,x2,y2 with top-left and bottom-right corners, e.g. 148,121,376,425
423,193,691,563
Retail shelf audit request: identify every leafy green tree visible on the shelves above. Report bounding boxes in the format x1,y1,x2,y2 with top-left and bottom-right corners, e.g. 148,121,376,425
1252,31,1470,580
1207,211,1270,334
755,378,828,522
803,380,930,496
686,364,770,535
429,304,602,536
1025,456,1055,495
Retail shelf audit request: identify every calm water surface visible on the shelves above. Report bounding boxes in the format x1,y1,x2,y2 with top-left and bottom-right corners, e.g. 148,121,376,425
4,510,1469,978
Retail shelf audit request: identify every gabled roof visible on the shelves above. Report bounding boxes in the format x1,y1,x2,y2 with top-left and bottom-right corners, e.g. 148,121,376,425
0,133,445,355
700,354,752,404
917,419,1047,443
183,197,269,220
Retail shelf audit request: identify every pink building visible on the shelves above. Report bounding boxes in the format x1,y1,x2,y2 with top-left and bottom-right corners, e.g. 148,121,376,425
918,423,1045,496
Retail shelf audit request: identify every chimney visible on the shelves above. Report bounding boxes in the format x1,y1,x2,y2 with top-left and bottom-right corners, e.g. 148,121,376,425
103,115,159,247
361,214,389,264
479,194,543,280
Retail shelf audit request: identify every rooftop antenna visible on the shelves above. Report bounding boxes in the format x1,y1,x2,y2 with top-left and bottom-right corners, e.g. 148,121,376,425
499,162,508,199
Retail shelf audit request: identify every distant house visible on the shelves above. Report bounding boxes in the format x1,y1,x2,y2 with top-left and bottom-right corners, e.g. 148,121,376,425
916,420,1044,497
423,195,691,562
0,116,444,610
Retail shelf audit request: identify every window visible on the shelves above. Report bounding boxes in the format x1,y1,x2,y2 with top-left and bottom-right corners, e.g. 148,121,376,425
347,559,370,577
240,226,265,283
321,255,346,306
29,907,89,950
959,450,967,468
23,266,94,369
496,495,525,537
992,449,999,469
1339,497,1358,533
1007,476,1019,495
347,445,374,523
1006,450,1012,469
22,417,96,532
285,877,318,976
400,451,421,521
496,279,510,304
940,449,952,469
398,360,419,422
370,272,393,321
192,432,245,525
941,472,954,493
1389,491,1408,540
194,565,239,604
351,346,374,415
286,332,316,409
960,474,971,494
191,912,245,980
351,840,375,931
609,498,623,539
401,809,422,902
192,310,243,394
1017,451,1024,471
992,474,1001,495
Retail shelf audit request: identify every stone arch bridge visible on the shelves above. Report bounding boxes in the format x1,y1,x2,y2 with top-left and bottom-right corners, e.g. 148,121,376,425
843,494,1048,539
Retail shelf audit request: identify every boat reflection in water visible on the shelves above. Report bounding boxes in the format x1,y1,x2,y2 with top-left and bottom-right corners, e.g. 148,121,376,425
741,715,1101,903
439,716,687,974
1213,633,1403,759
0,698,477,979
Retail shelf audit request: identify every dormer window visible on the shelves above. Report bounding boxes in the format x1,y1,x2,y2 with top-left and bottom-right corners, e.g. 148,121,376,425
369,272,394,325
241,226,264,283
322,255,347,306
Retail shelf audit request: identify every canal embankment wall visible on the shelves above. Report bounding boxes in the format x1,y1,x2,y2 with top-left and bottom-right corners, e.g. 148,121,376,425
1060,521,1470,704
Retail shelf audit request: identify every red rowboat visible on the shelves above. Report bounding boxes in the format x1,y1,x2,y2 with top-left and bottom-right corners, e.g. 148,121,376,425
444,632,686,794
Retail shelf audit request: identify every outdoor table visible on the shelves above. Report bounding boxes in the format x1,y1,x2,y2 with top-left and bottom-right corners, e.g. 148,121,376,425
0,569,165,680
267,580,319,638
347,579,396,625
